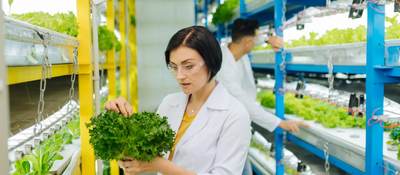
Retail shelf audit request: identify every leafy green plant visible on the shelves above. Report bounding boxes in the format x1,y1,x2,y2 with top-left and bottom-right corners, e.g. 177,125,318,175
67,117,80,139
398,144,400,160
98,25,115,52
13,159,31,175
130,15,136,27
87,111,175,161
12,117,80,175
250,138,269,155
98,25,122,52
389,127,400,144
12,12,79,37
211,0,239,25
113,34,122,52
8,0,13,7
390,127,400,160
258,90,366,128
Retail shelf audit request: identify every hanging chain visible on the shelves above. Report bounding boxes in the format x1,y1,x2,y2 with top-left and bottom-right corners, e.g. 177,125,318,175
327,54,335,103
67,47,79,113
279,50,287,95
323,142,330,175
276,0,287,95
281,131,287,163
34,32,50,137
278,0,287,32
100,62,105,89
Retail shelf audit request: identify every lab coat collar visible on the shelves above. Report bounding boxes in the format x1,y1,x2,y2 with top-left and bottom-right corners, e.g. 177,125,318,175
167,82,230,160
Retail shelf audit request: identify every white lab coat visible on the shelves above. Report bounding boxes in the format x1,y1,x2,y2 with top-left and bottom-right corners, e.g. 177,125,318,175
216,45,281,132
157,83,251,175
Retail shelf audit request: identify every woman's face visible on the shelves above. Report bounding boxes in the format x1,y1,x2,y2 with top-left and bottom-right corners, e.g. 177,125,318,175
168,46,209,95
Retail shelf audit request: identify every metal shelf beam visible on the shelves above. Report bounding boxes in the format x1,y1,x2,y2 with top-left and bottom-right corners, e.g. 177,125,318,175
286,134,365,175
7,64,74,85
252,63,367,74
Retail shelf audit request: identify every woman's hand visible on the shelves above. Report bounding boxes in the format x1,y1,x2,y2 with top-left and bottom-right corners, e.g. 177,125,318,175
119,157,196,175
105,97,133,116
118,157,160,175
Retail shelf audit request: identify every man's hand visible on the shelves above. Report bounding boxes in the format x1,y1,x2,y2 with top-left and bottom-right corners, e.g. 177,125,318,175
279,120,309,132
267,36,284,52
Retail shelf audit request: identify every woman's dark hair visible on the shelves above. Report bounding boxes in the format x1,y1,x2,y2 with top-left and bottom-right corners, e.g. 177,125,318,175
231,18,259,42
165,26,222,81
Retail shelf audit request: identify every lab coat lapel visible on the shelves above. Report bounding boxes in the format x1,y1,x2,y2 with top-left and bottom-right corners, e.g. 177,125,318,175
175,83,228,151
168,94,189,133
176,103,211,148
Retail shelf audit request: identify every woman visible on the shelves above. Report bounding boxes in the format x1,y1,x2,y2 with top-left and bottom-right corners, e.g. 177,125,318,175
105,26,251,175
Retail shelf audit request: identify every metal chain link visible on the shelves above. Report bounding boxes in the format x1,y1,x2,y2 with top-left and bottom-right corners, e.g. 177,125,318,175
100,63,105,88
323,142,330,174
276,0,287,95
275,131,287,166
278,0,287,32
278,50,287,95
67,47,79,113
34,32,51,137
282,131,287,160
327,54,335,103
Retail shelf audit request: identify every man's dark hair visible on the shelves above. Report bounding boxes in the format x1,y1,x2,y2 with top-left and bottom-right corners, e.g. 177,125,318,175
165,26,222,81
231,18,259,42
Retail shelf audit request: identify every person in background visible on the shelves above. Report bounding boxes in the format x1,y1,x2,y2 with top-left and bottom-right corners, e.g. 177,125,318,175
105,26,251,175
218,18,307,133
216,18,309,175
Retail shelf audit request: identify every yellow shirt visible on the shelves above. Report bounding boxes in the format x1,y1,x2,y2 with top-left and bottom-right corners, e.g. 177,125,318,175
168,112,196,160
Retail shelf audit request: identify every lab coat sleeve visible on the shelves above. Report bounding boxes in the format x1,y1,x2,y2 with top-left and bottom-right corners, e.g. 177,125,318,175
198,107,251,175
217,63,281,132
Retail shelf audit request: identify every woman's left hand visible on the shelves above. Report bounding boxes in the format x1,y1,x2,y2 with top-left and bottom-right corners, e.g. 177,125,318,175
118,157,161,175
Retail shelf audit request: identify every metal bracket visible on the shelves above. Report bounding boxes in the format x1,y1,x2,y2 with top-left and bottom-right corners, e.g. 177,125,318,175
374,66,400,83
92,0,106,5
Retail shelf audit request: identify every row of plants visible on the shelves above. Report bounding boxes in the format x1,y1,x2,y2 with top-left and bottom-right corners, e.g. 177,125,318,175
259,90,400,160
11,12,121,52
257,90,366,128
12,115,80,175
254,15,400,50
12,12,79,37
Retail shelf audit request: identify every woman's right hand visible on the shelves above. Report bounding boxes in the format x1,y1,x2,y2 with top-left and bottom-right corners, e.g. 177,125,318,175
105,97,133,116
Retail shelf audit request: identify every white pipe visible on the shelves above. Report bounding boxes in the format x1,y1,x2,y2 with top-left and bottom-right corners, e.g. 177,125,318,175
0,1,10,173
91,1,102,174
91,0,101,116
125,0,131,103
